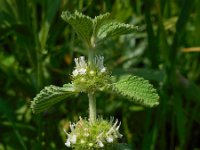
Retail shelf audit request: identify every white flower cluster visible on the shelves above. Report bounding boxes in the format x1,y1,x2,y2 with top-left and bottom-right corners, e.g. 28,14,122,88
64,117,122,149
64,122,77,147
72,56,106,77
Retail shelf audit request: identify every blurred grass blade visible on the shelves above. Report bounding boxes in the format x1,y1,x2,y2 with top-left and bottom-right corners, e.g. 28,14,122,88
169,0,194,66
0,99,27,150
174,95,186,149
45,0,60,23
38,21,50,49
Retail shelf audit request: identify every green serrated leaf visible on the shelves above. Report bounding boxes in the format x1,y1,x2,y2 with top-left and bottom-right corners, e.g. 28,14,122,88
61,10,93,45
92,12,110,37
31,84,77,114
97,22,138,41
112,75,159,107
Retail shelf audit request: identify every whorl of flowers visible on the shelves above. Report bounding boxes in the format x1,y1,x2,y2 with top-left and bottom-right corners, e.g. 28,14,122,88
71,56,111,92
64,117,122,149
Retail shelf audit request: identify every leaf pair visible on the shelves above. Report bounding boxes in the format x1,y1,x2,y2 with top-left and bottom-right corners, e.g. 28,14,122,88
31,75,159,114
61,11,138,47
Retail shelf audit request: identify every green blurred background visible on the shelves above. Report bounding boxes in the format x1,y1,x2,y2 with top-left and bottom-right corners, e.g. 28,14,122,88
0,0,200,149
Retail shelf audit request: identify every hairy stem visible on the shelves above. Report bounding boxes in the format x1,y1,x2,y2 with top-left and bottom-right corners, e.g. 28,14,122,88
88,92,96,123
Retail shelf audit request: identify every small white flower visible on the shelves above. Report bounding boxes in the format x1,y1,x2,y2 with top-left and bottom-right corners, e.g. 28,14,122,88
114,132,123,138
70,122,76,131
107,119,118,135
97,140,104,148
73,56,88,76
70,135,77,144
106,136,114,143
72,69,79,76
113,119,119,128
79,56,87,68
116,121,121,131
100,67,106,73
98,56,104,68
79,68,87,75
74,58,80,68
95,56,106,72
65,138,71,147
74,56,87,69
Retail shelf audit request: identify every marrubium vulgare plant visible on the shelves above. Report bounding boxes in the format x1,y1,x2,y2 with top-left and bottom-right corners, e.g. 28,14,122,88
31,11,159,150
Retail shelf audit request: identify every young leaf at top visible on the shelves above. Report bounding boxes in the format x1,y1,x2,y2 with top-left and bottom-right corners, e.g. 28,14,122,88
96,22,138,42
61,10,93,46
61,11,138,47
31,84,77,114
92,12,110,37
112,75,159,107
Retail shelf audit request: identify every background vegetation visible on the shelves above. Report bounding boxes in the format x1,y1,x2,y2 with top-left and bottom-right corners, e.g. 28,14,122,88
0,0,200,149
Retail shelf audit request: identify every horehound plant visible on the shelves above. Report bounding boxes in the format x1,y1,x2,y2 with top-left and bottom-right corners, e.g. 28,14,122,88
31,11,159,150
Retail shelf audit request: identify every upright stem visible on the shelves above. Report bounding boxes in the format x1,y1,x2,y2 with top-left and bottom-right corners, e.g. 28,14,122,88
88,36,95,67
88,92,96,123
88,48,94,68
88,38,97,123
